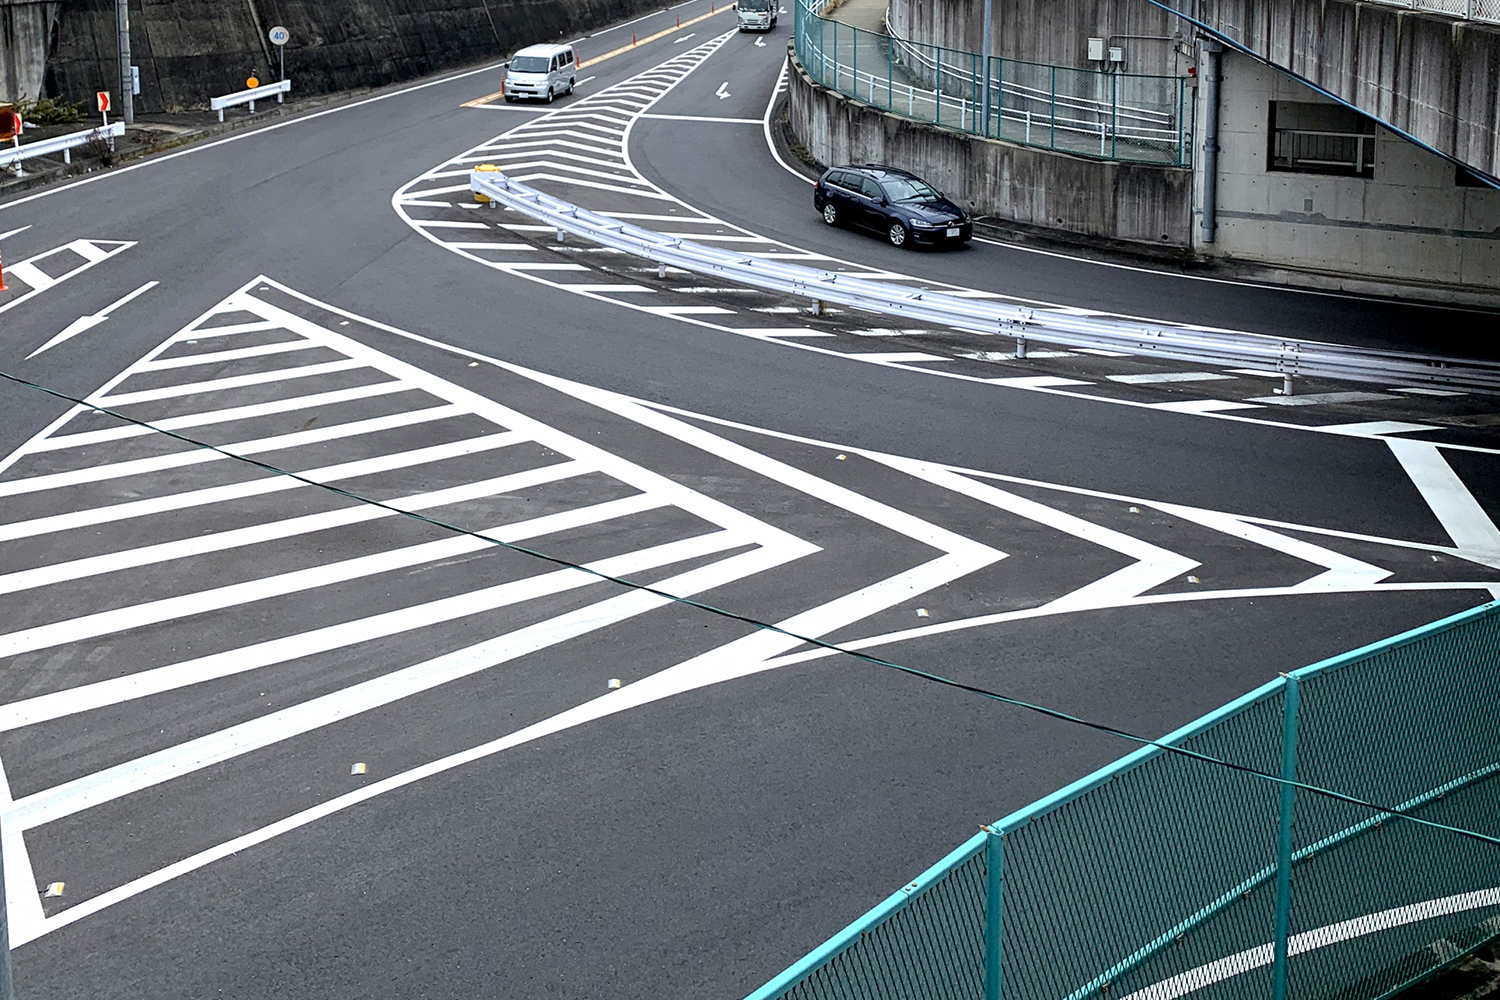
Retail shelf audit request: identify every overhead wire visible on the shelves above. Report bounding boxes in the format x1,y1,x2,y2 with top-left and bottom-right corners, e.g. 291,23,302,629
1,365,1497,848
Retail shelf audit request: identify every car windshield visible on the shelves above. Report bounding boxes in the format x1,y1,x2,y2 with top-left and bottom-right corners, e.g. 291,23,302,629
881,176,941,202
510,56,549,72
741,0,774,10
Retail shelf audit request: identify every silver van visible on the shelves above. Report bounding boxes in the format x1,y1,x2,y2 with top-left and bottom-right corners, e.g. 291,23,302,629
504,44,578,103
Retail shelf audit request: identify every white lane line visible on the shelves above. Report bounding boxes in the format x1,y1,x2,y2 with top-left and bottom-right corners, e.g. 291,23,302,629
94,359,368,406
416,220,490,229
985,376,1093,388
175,320,283,340
1107,372,1237,384
639,113,761,123
0,758,44,947
1247,390,1397,405
27,280,160,359
762,58,813,185
0,491,675,719
1076,348,1132,357
0,404,469,500
137,339,323,370
27,382,415,452
0,461,589,598
0,433,526,543
731,327,836,338
442,242,537,251
0,225,32,242
0,240,136,317
556,283,656,293
1149,503,1391,590
848,352,953,363
1391,387,1466,397
642,305,736,316
4,532,765,830
1149,399,1262,413
1317,421,1440,436
1388,439,1500,559
497,262,591,272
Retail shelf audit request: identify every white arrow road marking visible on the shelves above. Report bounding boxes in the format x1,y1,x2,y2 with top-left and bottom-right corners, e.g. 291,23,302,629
27,280,158,359
0,239,135,317
0,225,31,242
674,32,696,42
716,81,731,99
755,36,766,46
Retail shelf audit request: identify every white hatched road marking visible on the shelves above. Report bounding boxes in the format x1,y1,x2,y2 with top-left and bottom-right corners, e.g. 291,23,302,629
5,277,1498,948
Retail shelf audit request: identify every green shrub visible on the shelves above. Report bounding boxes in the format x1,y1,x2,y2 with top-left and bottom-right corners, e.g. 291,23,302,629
14,94,87,127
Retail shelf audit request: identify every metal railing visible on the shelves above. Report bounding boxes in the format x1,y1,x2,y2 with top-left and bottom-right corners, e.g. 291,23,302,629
747,601,1500,1000
1359,0,1500,22
1271,129,1375,176
470,168,1500,393
795,0,1192,166
0,122,124,173
210,79,292,122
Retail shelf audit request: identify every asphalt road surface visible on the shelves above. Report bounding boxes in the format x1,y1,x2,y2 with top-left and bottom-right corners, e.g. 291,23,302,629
1,7,1498,998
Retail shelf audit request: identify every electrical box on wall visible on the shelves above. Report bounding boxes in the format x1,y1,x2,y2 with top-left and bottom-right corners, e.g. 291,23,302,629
1087,37,1105,61
1109,46,1125,63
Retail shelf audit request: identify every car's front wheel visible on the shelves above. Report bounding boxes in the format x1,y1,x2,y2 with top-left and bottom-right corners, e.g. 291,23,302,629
545,88,554,104
822,203,838,226
888,220,909,247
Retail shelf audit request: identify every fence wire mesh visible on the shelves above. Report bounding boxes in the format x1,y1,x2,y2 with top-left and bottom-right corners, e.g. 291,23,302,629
793,0,1191,166
746,603,1500,1000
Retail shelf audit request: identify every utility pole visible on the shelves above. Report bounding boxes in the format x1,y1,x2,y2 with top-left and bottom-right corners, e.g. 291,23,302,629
115,0,134,125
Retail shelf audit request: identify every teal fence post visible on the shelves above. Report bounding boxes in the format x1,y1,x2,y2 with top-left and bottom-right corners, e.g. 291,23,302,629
995,57,1003,140
985,830,1004,1000
936,46,943,125
887,36,894,110
1110,72,1118,158
1049,65,1057,148
1272,675,1300,1000
851,25,857,96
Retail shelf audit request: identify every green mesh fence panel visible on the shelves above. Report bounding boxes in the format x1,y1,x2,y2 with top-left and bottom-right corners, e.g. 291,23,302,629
791,0,1190,165
748,603,1500,1000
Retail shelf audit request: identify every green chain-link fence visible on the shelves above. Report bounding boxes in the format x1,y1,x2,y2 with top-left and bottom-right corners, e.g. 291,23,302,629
747,602,1500,1000
793,0,1192,166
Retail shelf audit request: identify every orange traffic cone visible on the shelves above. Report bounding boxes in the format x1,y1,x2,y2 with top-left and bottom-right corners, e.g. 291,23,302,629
0,246,8,292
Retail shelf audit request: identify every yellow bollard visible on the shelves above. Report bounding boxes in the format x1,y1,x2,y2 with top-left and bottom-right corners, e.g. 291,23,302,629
473,163,502,204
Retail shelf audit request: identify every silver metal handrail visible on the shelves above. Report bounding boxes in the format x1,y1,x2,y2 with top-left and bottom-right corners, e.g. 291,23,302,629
470,168,1500,393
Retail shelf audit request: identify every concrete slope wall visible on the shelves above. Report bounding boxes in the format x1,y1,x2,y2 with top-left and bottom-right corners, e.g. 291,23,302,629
39,0,660,113
0,1,59,103
888,0,1185,76
1177,0,1500,179
788,48,1194,245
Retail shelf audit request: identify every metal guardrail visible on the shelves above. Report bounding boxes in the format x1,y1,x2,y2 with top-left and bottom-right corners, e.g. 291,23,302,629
210,79,292,121
746,601,1500,1000
470,169,1500,393
0,122,125,172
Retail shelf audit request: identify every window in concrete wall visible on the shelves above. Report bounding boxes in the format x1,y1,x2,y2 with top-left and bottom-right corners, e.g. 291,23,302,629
1456,166,1495,189
1268,101,1375,178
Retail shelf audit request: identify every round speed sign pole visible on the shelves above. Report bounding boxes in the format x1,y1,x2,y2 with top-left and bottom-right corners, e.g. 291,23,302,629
269,25,290,81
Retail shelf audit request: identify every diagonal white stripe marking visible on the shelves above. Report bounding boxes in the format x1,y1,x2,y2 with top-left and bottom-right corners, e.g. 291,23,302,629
96,359,368,406
5,531,762,830
0,433,525,543
0,460,590,597
136,339,323,370
0,404,468,499
1388,439,1500,556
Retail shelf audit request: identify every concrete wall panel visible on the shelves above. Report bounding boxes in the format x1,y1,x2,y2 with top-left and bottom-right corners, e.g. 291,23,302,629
789,48,1194,245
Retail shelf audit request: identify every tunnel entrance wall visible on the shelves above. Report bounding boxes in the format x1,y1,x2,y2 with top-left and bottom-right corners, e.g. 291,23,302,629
788,48,1195,247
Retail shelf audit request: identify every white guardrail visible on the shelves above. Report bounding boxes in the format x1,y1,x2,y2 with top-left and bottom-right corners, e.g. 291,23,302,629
0,122,125,171
471,168,1500,393
210,78,292,121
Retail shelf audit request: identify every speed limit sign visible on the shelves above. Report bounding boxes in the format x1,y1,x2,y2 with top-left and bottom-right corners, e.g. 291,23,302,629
268,25,290,46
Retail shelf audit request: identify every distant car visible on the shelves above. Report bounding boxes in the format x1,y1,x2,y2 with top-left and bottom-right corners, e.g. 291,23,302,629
813,165,972,248
504,43,577,103
737,0,778,31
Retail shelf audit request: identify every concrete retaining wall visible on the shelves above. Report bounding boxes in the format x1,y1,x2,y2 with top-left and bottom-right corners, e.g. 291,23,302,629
1204,49,1500,292
0,0,58,103
788,47,1194,246
10,0,662,112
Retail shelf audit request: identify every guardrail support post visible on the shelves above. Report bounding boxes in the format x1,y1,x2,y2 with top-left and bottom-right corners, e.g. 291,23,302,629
1271,674,1300,1000
984,829,1004,1000
1282,374,1295,397
1014,334,1027,359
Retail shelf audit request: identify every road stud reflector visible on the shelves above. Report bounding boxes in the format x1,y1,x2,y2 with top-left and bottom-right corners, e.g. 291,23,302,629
351,762,368,775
